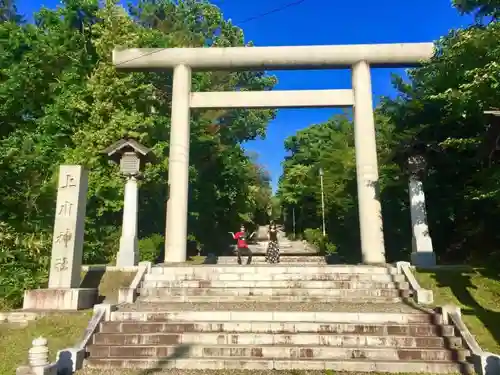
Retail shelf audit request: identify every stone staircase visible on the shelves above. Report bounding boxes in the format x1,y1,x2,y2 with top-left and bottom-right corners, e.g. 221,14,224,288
86,263,473,373
215,228,324,264
248,227,317,252
214,255,327,265
139,265,405,303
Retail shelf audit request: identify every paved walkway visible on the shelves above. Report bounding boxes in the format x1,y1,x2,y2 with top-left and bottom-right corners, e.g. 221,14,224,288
249,226,317,255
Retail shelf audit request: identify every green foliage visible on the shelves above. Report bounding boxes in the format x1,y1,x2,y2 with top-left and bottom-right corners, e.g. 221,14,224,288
0,222,51,308
278,14,500,265
138,233,164,262
277,114,365,261
453,0,500,22
268,196,282,221
0,0,23,23
303,228,337,255
0,0,274,307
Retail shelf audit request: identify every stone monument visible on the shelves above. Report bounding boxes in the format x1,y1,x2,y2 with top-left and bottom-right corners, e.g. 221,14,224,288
23,165,97,310
102,138,152,267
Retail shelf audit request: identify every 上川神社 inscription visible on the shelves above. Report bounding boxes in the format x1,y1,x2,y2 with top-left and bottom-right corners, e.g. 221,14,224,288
48,165,89,289
23,164,96,310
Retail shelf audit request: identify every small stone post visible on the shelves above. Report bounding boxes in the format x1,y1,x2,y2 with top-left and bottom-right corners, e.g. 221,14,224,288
407,151,436,267
23,165,97,310
102,138,153,267
25,337,56,375
29,337,49,369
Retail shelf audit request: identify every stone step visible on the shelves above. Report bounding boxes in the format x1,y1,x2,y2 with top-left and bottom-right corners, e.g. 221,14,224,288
93,332,461,348
143,279,409,289
246,243,314,251
87,344,468,361
140,286,408,296
150,265,398,275
145,273,405,283
225,252,322,258
85,357,473,373
114,301,427,314
100,321,455,337
140,288,409,303
146,271,403,284
214,256,326,264
145,272,404,283
138,295,404,303
111,310,440,325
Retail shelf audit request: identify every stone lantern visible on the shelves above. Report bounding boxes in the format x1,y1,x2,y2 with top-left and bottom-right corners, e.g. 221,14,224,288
102,138,152,267
404,142,436,267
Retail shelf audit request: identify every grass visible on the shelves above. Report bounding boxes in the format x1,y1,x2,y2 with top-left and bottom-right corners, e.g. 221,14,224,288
0,270,136,311
186,255,207,264
415,266,500,353
0,311,91,375
0,269,137,375
80,269,136,303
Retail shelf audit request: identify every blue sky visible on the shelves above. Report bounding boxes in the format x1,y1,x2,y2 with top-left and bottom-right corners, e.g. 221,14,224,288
19,0,474,190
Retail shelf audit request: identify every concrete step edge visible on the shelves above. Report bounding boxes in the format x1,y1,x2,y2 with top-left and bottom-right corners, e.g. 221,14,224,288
99,321,453,336
142,284,410,290
145,273,404,282
138,288,408,293
137,298,406,303
100,321,451,329
87,346,469,362
150,266,398,272
85,358,472,373
139,290,408,296
88,343,467,351
94,332,457,339
111,311,436,321
91,337,461,348
151,266,397,274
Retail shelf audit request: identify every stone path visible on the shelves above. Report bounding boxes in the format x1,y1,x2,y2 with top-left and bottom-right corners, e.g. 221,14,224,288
247,227,318,256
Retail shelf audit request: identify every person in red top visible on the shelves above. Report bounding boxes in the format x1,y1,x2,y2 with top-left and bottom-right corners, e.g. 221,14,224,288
229,224,254,265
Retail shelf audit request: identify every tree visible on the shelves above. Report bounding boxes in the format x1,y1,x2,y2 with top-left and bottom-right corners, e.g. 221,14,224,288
0,0,275,307
0,0,23,23
278,11,500,265
379,19,500,263
452,0,500,22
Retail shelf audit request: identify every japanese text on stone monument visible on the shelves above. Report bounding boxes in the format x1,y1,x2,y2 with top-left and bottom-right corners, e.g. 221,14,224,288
48,166,88,289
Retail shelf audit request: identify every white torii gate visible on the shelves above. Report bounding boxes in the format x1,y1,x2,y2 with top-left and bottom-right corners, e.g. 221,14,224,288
113,42,434,265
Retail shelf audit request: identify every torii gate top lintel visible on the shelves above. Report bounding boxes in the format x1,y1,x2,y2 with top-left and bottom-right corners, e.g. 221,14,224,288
112,42,434,71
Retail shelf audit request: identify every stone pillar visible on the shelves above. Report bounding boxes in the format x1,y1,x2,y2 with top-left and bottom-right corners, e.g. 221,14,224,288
48,165,88,289
352,61,386,264
23,165,97,310
165,64,191,263
408,175,436,267
117,176,139,267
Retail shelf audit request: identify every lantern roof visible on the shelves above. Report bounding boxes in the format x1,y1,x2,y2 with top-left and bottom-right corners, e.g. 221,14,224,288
102,138,153,164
